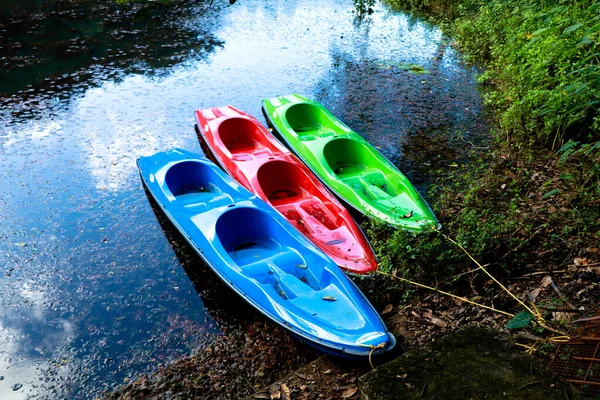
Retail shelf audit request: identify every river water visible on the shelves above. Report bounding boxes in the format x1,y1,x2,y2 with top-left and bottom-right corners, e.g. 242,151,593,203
0,0,490,398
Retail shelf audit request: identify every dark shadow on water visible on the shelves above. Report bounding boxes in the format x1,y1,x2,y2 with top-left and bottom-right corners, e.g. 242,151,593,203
140,182,263,331
0,0,224,119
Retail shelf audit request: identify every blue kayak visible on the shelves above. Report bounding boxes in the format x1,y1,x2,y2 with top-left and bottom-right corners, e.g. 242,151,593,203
137,148,395,357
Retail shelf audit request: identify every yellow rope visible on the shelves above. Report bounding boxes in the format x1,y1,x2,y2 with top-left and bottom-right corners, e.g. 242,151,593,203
515,342,538,354
433,227,541,319
377,270,515,317
357,342,387,369
547,336,571,343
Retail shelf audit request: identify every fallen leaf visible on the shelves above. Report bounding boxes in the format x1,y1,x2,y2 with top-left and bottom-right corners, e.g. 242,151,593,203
341,387,358,398
296,263,308,269
540,276,553,288
281,383,290,400
382,304,393,314
552,312,574,323
15,242,27,247
527,288,541,303
574,257,588,266
322,296,337,301
270,389,281,399
430,317,447,328
323,369,332,374
402,210,413,219
295,372,313,381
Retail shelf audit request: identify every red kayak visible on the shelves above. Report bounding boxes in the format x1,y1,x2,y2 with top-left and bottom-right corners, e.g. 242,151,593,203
194,106,377,274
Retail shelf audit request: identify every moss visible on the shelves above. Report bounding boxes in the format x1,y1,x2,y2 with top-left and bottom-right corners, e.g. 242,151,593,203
360,326,580,399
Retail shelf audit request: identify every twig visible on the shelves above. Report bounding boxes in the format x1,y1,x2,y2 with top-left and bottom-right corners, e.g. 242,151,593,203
550,282,577,310
519,381,541,390
243,376,257,393
448,264,489,280
534,320,569,336
567,379,600,387
539,306,581,313
514,270,567,279
573,356,600,362
570,315,600,324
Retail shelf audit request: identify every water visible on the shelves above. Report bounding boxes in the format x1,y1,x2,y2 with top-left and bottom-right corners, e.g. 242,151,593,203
0,0,490,398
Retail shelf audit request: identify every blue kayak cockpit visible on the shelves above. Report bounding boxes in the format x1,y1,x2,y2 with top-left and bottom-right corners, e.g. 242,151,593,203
164,160,235,212
215,206,325,299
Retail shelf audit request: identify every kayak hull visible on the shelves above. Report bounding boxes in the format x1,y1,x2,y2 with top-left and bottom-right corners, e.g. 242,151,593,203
194,106,378,274
262,94,440,231
137,148,394,357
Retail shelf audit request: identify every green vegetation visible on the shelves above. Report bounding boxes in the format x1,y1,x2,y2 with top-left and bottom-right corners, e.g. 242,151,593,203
368,0,600,300
386,0,600,147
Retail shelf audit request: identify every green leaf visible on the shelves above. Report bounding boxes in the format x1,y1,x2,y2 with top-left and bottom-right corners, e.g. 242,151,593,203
542,189,561,199
557,140,579,153
573,82,590,94
564,22,584,34
506,311,536,329
532,27,551,35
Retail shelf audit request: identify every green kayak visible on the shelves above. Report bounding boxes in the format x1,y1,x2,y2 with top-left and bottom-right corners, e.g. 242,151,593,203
262,94,439,231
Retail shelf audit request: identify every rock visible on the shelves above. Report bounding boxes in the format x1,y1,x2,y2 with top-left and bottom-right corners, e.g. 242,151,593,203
360,326,580,400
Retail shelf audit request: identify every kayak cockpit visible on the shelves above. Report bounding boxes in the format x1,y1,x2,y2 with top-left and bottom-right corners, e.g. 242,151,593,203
216,117,284,159
215,206,325,299
323,138,397,197
285,103,339,140
165,160,234,211
256,160,341,234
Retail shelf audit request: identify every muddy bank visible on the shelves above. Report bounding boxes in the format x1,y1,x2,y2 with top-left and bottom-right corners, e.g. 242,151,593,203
360,326,579,400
